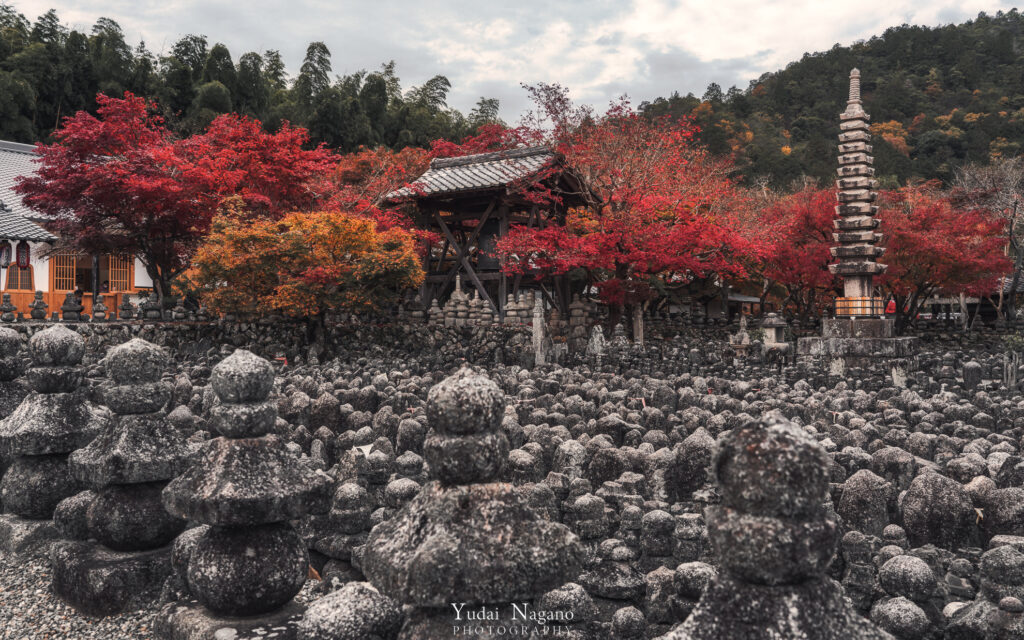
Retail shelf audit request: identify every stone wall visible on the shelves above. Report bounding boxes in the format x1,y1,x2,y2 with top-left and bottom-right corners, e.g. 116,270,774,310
0,320,535,367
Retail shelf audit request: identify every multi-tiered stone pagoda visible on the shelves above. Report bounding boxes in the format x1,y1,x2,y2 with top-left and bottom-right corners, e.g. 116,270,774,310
832,68,886,315
797,69,917,379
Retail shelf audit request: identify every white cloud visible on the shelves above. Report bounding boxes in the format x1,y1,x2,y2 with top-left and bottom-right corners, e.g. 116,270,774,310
6,0,1019,118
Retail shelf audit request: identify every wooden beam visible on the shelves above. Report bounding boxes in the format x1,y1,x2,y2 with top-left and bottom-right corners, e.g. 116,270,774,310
499,206,509,320
425,272,503,282
461,258,497,313
433,199,498,296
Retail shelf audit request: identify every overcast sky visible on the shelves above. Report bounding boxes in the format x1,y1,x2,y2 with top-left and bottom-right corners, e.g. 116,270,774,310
7,1,1021,119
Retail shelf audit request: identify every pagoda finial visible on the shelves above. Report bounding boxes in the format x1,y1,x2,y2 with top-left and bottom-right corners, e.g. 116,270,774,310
848,68,861,103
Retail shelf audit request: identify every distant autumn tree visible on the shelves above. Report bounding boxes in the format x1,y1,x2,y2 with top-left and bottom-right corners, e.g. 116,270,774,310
325,145,431,234
183,206,423,334
953,157,1024,322
758,188,839,321
15,92,334,299
878,182,1009,332
494,86,756,322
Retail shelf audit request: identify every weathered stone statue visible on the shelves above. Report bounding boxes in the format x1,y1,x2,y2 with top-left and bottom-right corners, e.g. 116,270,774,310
118,296,136,320
28,291,48,320
51,339,192,615
159,349,331,636
140,291,162,320
360,368,583,639
657,411,893,640
60,291,83,321
0,328,26,419
0,293,15,322
0,325,107,553
92,297,108,321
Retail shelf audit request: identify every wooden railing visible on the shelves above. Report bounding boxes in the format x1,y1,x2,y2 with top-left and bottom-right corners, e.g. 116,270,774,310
3,292,128,318
835,296,884,317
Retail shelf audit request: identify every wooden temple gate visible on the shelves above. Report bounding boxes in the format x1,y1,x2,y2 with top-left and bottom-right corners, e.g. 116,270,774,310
391,146,591,320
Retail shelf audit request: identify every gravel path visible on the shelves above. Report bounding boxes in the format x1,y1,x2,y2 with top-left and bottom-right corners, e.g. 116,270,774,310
0,550,322,640
0,550,159,640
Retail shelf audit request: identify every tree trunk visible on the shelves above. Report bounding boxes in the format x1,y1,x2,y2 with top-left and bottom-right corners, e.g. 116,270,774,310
306,312,329,361
1006,249,1024,324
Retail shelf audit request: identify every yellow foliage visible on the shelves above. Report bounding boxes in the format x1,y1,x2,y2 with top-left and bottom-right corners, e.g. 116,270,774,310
991,137,1020,161
692,102,714,118
780,145,792,156
963,112,985,123
870,120,908,139
183,210,424,318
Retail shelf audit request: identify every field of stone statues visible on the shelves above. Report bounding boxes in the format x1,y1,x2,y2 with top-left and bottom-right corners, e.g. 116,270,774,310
1,322,1023,640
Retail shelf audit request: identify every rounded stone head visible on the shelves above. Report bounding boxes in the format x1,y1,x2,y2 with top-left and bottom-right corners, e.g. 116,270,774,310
714,411,830,518
0,327,23,381
426,367,505,435
211,349,274,404
104,339,166,384
29,325,85,367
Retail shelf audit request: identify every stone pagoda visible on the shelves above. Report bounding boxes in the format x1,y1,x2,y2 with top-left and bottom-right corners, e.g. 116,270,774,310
0,327,27,419
362,368,583,639
52,339,193,616
0,325,107,553
831,68,885,312
797,69,917,378
159,349,332,637
659,412,894,640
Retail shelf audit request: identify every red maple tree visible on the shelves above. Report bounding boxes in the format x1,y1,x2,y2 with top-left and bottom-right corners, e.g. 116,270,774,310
493,87,756,321
16,92,335,299
757,188,840,321
878,182,1009,331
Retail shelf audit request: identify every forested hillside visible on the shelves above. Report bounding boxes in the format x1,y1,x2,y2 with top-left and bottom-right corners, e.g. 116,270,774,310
641,9,1024,187
0,5,499,150
4,4,1024,188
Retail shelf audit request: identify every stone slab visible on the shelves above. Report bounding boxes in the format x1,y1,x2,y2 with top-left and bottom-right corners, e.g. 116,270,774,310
796,336,918,358
155,599,304,640
822,317,895,339
0,513,58,555
988,535,1024,551
50,540,172,617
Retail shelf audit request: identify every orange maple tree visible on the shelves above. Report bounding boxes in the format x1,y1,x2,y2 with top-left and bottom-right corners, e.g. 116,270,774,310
182,204,423,322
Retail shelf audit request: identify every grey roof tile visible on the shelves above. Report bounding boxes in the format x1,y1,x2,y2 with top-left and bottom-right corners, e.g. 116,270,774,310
387,146,556,199
0,140,56,242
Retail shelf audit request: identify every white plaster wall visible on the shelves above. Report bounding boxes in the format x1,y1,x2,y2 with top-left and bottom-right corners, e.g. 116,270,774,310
31,242,48,292
0,241,49,292
134,257,153,289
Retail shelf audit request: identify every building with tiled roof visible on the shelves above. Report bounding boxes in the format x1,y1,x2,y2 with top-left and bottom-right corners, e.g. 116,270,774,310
387,146,559,200
0,141,56,242
0,140,152,318
388,145,592,319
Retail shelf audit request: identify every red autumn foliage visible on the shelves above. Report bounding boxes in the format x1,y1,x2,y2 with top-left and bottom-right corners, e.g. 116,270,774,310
494,87,756,310
758,188,840,320
324,145,434,240
878,182,1009,330
15,92,335,298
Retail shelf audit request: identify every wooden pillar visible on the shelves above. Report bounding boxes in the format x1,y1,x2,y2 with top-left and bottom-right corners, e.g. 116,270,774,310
92,254,100,306
498,206,509,321
420,238,431,304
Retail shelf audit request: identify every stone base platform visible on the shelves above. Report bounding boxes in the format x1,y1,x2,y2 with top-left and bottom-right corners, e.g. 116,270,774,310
797,317,918,376
155,600,305,640
0,514,58,555
50,540,172,616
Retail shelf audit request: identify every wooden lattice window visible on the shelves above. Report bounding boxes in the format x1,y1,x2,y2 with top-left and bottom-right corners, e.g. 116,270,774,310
5,266,33,290
109,255,132,292
52,251,79,291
